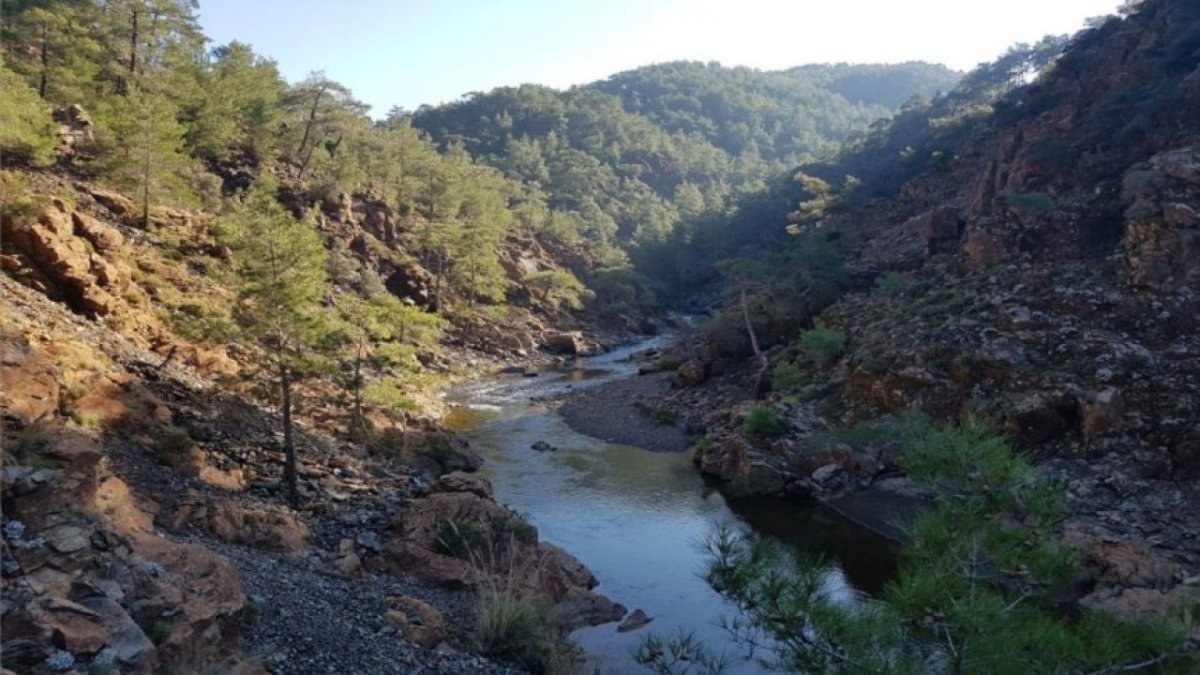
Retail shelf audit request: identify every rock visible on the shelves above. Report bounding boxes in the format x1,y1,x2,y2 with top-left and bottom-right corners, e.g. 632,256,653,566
1077,388,1125,442
75,594,156,669
0,342,61,423
383,596,446,648
335,551,362,577
433,471,493,498
554,586,627,630
811,463,848,489
543,330,586,355
71,212,124,253
617,608,653,633
530,441,558,453
169,496,310,552
676,359,708,387
693,433,751,482
32,597,109,654
88,189,136,222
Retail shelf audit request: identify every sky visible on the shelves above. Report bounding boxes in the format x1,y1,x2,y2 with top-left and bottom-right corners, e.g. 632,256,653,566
196,0,1125,117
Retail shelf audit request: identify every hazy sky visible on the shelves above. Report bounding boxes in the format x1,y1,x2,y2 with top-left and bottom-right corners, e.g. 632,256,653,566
197,0,1123,116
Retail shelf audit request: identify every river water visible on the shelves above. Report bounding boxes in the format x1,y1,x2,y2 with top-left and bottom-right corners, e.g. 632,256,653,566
445,336,897,673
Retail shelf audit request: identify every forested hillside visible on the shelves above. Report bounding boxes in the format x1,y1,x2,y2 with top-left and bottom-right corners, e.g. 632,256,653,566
411,61,958,261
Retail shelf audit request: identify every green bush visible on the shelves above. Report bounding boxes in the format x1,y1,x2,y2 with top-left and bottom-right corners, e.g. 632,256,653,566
155,429,194,457
0,66,56,166
686,418,1196,673
874,271,912,297
475,587,574,674
743,406,786,439
769,360,807,391
800,326,846,365
433,519,483,559
1003,190,1057,215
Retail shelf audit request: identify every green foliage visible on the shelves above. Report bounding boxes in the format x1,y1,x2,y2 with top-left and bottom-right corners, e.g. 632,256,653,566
475,586,574,674
743,406,786,439
800,326,846,365
155,429,194,458
1003,190,1057,216
873,272,912,298
769,360,807,391
686,418,1196,674
432,519,483,559
186,42,286,162
148,620,174,646
216,179,330,359
92,85,196,225
525,270,587,311
0,171,51,225
0,65,57,166
636,629,731,675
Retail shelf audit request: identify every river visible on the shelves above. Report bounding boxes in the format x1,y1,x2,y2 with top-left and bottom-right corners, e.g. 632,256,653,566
445,336,897,673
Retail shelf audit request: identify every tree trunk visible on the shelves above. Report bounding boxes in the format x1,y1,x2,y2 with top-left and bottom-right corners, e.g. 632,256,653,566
740,283,769,399
141,121,151,229
296,85,326,178
128,8,138,78
38,23,49,99
280,364,299,508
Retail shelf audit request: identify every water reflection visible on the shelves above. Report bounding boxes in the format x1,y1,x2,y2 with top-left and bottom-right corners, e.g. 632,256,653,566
445,339,897,673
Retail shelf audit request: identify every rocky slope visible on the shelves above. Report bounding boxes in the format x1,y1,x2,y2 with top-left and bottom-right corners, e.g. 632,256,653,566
0,167,629,673
631,0,1200,624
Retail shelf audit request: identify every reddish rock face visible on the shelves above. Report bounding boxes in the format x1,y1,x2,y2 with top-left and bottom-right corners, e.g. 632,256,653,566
1122,148,1200,290
169,496,311,552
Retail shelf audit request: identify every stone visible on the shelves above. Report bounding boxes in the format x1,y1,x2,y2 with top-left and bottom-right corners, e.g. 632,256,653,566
34,597,109,654
70,212,124,252
384,596,446,648
617,608,653,633
88,189,136,221
676,359,708,387
434,471,493,498
169,496,310,552
542,330,585,355
77,594,156,669
530,441,558,453
1077,388,1124,442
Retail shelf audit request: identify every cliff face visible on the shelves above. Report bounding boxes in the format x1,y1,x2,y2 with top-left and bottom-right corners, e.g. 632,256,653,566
906,0,1200,274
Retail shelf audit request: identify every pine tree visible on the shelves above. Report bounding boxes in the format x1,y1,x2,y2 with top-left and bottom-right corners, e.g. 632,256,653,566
95,84,192,227
217,179,330,507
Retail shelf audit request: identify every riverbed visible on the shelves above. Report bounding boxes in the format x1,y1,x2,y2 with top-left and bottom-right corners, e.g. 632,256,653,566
445,337,897,673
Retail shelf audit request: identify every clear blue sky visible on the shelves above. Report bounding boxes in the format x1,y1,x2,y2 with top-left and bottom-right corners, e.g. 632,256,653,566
197,0,1123,117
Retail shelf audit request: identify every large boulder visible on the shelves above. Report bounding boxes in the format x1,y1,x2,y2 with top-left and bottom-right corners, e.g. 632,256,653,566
382,490,623,629
169,496,310,552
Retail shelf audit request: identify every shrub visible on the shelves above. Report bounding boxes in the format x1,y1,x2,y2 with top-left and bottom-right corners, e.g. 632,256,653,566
475,584,575,674
686,418,1196,673
743,406,786,439
769,360,807,391
874,271,912,297
800,326,846,365
1003,190,1057,215
155,429,194,457
0,66,56,166
433,519,483,559
498,511,537,545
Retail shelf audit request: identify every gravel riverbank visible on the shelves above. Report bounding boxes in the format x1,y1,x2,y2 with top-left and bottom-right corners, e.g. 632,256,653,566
556,370,692,453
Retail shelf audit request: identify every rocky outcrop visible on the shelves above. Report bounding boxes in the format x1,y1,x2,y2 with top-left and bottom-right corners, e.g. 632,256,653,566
1,198,132,318
169,495,311,552
381,476,625,630
1,423,247,673
1122,147,1200,290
